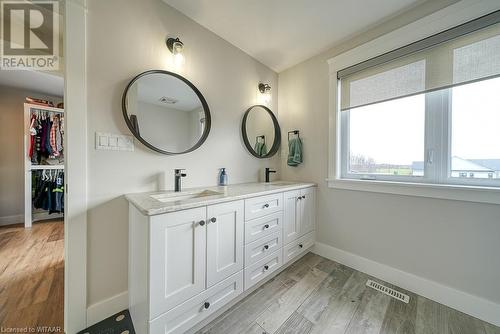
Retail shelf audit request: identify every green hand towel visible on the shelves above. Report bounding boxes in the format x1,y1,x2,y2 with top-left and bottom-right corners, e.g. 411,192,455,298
254,141,262,155
287,137,303,166
260,143,268,157
254,141,268,157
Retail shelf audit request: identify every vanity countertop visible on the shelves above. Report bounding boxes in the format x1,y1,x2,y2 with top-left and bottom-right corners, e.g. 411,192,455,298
126,181,316,216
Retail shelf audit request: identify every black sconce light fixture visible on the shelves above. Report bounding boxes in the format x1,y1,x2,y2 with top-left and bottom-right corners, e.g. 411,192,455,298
258,83,271,103
166,37,185,66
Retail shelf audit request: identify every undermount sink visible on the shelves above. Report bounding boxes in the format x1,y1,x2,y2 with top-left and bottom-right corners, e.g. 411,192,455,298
151,189,223,203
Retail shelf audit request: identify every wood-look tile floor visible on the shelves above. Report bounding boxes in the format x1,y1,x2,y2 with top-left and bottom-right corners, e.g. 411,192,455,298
0,220,64,332
199,252,500,334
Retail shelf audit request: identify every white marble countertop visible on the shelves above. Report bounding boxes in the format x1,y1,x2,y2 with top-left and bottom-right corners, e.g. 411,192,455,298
125,181,316,216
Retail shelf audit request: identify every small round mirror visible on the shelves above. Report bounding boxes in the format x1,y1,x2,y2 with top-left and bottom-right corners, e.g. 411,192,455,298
122,70,211,155
241,105,281,158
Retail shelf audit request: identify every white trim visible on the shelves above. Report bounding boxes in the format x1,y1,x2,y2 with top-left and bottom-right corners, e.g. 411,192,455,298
64,0,88,332
312,242,500,327
327,0,500,199
0,214,23,226
327,178,500,204
86,291,129,327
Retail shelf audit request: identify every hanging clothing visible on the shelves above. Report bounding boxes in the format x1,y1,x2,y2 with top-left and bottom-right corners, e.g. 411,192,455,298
50,114,58,156
32,170,64,214
28,110,64,164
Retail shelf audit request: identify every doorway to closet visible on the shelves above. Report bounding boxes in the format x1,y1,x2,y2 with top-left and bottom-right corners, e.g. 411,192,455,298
0,42,65,334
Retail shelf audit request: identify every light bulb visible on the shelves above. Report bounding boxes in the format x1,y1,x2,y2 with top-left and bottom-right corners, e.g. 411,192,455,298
173,52,185,67
167,37,185,69
258,83,271,104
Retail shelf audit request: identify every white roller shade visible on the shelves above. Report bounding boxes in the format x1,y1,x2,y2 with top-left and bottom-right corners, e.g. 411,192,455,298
340,19,500,111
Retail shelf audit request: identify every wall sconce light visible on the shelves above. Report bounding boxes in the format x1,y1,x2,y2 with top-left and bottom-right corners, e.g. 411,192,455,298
166,37,185,67
258,83,271,104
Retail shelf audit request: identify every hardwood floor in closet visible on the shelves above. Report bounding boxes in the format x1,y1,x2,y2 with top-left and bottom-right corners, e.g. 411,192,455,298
0,220,64,331
198,252,500,334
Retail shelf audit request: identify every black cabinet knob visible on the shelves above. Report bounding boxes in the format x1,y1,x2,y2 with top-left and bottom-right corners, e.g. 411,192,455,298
264,265,269,270
297,197,302,201
264,245,269,250
264,224,269,229
199,220,206,226
299,244,303,248
210,217,217,223
204,302,210,309
263,203,270,208
302,195,306,199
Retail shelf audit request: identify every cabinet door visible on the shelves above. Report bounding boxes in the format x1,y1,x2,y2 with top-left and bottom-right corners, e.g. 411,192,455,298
283,190,301,245
150,207,207,319
300,187,315,235
207,200,244,287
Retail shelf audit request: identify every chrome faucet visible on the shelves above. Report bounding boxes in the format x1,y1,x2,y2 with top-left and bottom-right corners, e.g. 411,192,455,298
265,168,276,183
174,169,187,192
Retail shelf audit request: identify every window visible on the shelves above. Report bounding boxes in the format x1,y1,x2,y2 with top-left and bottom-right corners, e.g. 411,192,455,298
346,94,425,178
337,14,500,188
450,78,500,182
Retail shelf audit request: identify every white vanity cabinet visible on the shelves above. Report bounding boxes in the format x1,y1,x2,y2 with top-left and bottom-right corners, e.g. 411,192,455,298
206,200,244,287
283,187,315,245
149,207,207,319
128,184,315,334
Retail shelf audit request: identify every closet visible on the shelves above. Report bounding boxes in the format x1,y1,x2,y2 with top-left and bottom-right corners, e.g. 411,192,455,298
24,103,65,228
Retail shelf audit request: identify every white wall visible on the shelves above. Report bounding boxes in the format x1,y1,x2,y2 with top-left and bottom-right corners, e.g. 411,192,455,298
278,0,500,310
0,85,62,224
135,102,198,152
86,0,278,307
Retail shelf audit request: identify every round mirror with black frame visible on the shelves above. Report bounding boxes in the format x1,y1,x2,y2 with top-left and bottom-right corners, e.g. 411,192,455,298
122,70,211,155
242,105,281,158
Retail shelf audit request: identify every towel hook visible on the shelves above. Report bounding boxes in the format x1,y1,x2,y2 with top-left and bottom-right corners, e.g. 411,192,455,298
288,130,300,142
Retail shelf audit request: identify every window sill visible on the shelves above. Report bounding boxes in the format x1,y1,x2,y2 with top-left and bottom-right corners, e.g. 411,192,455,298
327,178,500,205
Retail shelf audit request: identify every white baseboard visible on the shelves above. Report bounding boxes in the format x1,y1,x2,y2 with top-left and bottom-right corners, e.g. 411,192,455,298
313,242,500,327
86,291,129,327
0,214,23,226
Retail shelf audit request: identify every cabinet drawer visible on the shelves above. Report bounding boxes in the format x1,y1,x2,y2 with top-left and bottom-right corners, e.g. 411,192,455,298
244,211,282,244
150,271,243,334
244,250,282,290
244,230,282,267
245,193,283,221
284,231,315,264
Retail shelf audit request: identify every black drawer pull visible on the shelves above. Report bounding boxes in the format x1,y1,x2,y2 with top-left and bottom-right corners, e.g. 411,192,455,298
199,220,206,226
297,197,302,201
302,195,306,199
264,245,269,250
210,217,217,223
299,244,303,248
264,224,270,229
263,203,270,208
264,265,269,271
204,302,210,309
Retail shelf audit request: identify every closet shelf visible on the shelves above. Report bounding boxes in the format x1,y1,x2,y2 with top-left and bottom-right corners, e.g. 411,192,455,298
25,103,64,113
31,165,64,170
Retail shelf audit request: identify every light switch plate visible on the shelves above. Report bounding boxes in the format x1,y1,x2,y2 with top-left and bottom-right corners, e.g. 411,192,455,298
95,132,134,151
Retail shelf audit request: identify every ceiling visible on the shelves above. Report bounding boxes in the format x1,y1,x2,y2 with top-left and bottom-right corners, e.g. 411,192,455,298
162,0,423,72
0,70,63,97
137,74,201,111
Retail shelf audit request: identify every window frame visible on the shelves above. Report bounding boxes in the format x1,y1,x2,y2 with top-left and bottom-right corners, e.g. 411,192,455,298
327,2,500,204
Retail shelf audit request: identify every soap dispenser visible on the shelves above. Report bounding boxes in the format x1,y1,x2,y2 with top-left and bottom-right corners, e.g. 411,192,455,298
218,168,228,186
